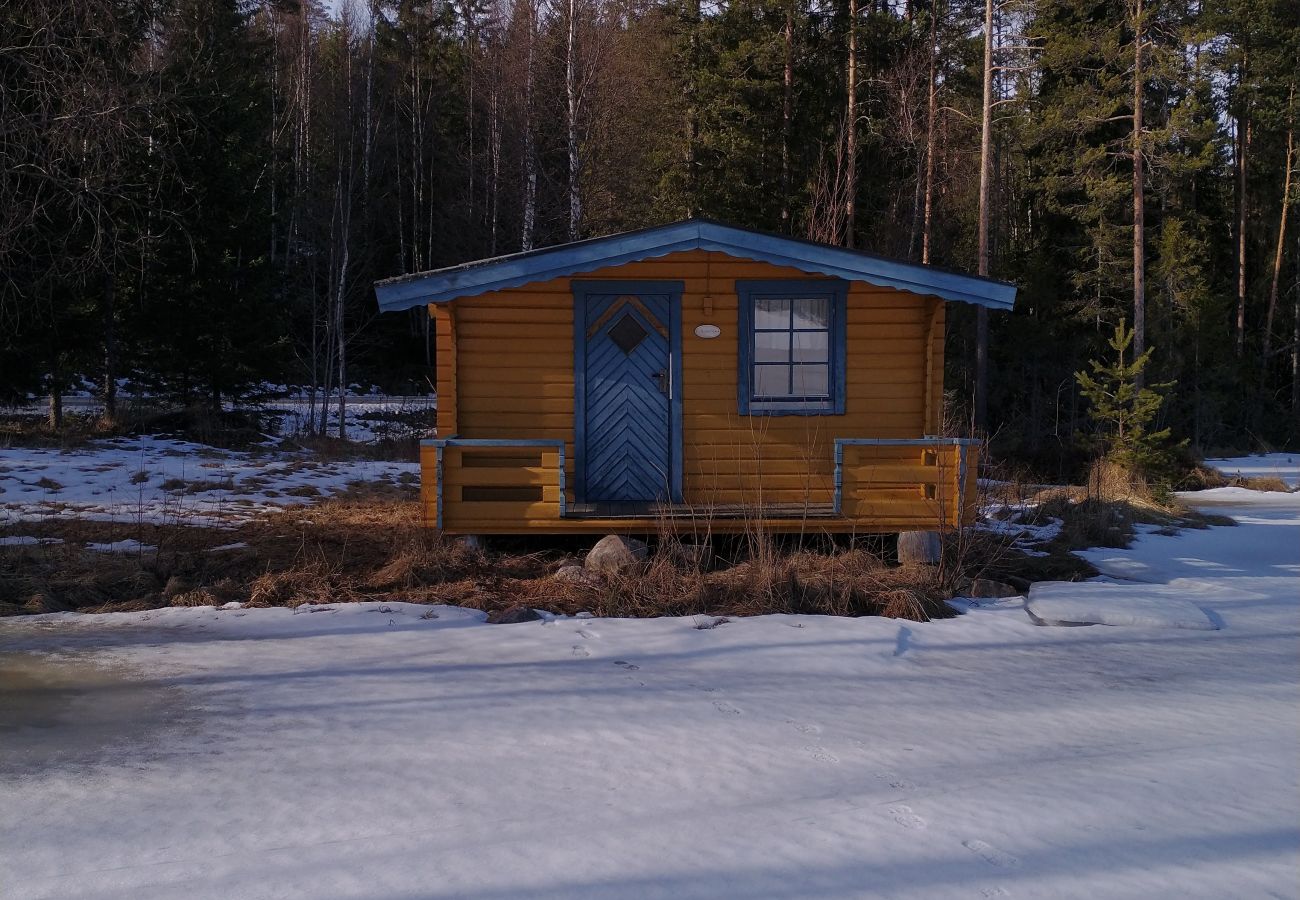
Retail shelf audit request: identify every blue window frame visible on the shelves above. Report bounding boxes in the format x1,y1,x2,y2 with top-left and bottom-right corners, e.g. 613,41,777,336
737,279,848,415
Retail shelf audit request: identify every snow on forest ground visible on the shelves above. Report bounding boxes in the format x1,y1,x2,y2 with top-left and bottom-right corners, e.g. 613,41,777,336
0,436,419,526
1205,453,1300,488
2,491,1297,899
5,388,436,444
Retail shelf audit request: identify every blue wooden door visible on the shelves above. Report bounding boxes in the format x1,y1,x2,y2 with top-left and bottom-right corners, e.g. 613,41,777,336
578,290,674,503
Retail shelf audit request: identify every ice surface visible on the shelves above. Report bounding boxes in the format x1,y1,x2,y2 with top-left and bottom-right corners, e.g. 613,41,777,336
1205,453,1300,488
1,491,1297,899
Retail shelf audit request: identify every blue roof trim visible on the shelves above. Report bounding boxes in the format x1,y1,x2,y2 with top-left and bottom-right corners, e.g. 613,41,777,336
374,220,1017,312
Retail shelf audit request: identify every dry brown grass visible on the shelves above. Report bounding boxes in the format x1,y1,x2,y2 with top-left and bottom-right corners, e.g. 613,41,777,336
1,495,959,622
1180,464,1293,494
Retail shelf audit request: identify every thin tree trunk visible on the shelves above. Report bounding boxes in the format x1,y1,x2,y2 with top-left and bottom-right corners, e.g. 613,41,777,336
974,0,994,432
1263,86,1294,364
521,1,537,251
845,0,858,248
490,74,501,254
1236,106,1250,356
685,0,700,216
781,0,793,229
566,0,581,240
102,271,117,420
921,0,939,264
1292,226,1299,414
1132,0,1146,387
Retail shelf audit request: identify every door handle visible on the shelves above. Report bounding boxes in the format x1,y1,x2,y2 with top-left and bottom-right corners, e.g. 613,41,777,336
651,370,669,395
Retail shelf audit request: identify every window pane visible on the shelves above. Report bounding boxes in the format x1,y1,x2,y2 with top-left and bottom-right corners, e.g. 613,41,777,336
792,364,829,398
754,297,791,329
754,330,789,363
791,297,830,330
792,331,828,362
753,364,791,397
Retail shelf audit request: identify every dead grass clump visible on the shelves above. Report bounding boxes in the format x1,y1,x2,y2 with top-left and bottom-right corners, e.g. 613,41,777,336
364,536,490,590
1182,464,1292,493
541,543,955,623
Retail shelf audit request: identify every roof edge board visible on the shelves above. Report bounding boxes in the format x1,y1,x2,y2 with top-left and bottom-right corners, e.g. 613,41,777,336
374,220,1016,312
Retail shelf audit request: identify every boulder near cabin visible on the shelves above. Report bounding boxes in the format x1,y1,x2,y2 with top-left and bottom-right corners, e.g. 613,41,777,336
374,220,1015,537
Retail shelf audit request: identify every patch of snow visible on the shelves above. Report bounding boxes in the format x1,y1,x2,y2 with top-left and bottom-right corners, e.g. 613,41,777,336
0,492,1297,899
0,435,420,527
1205,453,1300,488
0,535,63,547
85,539,155,554
977,504,1063,553
1026,583,1219,629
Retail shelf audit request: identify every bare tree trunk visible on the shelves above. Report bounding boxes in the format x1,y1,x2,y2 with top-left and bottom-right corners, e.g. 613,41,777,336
1132,0,1146,387
102,271,117,420
1236,106,1250,357
1263,86,1294,364
1293,226,1299,414
48,388,62,430
566,0,581,240
921,0,939,265
521,0,537,251
781,0,793,230
490,74,501,254
974,0,994,432
685,0,700,216
845,0,858,248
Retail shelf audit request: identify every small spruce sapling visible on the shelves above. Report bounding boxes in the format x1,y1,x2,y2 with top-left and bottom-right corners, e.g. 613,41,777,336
1076,321,1180,479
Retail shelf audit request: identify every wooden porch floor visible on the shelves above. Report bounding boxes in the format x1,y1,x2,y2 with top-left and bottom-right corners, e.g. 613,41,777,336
565,502,839,519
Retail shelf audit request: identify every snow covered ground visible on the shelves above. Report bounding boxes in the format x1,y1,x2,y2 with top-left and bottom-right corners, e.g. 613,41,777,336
1205,453,1300,488
0,436,419,526
1,489,1297,899
5,389,436,445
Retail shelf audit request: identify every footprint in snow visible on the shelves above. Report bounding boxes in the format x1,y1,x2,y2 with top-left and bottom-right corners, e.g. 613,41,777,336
805,746,838,763
712,700,742,715
572,645,590,658
575,628,598,640
963,839,1020,869
873,770,917,791
980,888,1011,898
789,720,821,735
614,660,639,670
888,805,926,830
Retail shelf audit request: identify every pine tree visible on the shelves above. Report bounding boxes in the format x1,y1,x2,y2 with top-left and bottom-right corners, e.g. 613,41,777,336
1075,320,1176,475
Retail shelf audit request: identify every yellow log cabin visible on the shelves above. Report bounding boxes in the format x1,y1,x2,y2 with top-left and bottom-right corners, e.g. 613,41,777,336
373,220,1016,536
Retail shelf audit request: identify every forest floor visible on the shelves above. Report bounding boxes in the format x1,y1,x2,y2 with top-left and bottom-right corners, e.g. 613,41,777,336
1,483,1297,899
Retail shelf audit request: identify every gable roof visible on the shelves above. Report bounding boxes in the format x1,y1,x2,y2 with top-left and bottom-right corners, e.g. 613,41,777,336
373,218,1017,312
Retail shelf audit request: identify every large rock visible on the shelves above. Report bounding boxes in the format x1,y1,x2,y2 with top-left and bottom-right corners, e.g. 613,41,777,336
897,530,942,566
584,535,648,577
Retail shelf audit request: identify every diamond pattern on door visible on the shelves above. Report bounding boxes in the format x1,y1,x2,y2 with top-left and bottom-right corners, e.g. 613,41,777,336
608,313,648,354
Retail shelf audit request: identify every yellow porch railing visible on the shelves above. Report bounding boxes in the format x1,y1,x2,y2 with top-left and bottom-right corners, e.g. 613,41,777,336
424,439,565,531
834,438,980,529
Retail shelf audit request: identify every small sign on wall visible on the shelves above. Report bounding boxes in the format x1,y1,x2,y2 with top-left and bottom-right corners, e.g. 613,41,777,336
694,324,721,339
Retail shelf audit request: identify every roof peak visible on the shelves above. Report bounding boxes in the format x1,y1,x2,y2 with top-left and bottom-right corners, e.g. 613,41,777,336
374,219,1016,312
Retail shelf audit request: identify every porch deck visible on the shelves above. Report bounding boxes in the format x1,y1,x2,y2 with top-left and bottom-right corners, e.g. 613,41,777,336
420,437,979,535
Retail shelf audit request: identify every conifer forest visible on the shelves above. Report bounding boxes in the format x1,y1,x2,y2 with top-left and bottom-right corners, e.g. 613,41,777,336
3,0,1298,474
